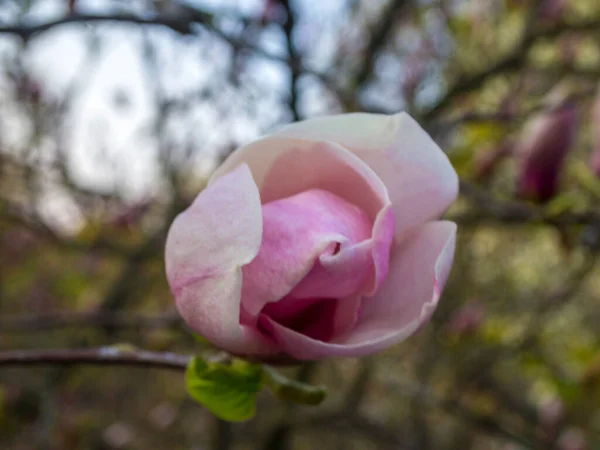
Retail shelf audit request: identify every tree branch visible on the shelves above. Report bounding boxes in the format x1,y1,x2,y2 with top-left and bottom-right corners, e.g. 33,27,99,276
423,18,600,122
0,11,282,65
452,180,600,228
279,0,301,121
354,0,411,87
0,347,191,371
0,13,199,38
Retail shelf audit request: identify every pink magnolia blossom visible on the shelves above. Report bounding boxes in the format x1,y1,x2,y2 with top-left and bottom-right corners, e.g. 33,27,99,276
590,85,600,177
165,113,458,361
517,95,577,202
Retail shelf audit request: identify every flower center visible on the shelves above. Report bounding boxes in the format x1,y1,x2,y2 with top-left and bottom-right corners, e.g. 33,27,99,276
258,297,339,342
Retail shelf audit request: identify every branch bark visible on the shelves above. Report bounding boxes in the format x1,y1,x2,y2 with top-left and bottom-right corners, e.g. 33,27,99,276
279,0,301,121
423,18,600,122
0,347,191,371
0,13,200,38
354,0,411,87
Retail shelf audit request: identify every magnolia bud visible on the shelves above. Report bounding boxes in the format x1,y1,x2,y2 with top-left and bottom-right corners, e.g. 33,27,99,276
589,85,600,177
517,89,577,202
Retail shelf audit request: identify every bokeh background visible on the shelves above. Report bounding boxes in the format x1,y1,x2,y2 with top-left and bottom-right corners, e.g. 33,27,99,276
1,0,600,448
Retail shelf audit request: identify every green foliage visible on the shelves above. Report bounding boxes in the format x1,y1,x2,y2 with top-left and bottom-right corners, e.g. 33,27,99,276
186,357,263,422
262,365,327,405
185,358,328,421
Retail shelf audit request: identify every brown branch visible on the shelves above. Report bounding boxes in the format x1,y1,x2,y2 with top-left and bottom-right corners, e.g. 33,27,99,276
0,199,131,255
0,11,285,66
354,0,411,87
0,10,343,112
279,0,301,121
0,347,191,371
0,13,200,38
452,180,600,228
435,85,595,130
423,18,600,122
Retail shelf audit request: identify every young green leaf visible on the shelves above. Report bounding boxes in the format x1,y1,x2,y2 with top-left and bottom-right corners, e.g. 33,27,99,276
262,364,327,405
185,357,263,422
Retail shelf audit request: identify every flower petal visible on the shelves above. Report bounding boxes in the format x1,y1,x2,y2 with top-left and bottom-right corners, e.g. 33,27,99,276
257,221,456,360
354,220,457,336
211,137,390,221
165,164,278,355
272,112,459,236
240,189,372,323
289,205,394,299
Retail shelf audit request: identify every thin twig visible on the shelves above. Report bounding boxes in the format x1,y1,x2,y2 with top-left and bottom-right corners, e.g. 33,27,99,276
452,180,600,228
423,18,600,121
279,0,301,121
354,0,411,87
0,198,132,255
0,347,191,370
0,13,199,38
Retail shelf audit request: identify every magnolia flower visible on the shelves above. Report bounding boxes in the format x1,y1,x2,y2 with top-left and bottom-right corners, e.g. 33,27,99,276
590,85,600,177
517,91,577,202
165,113,458,361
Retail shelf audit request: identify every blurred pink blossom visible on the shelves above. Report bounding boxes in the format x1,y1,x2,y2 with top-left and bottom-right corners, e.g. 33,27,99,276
589,85,600,177
516,90,577,202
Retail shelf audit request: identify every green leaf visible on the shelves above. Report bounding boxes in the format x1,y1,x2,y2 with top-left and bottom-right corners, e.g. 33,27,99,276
262,365,327,405
185,357,263,422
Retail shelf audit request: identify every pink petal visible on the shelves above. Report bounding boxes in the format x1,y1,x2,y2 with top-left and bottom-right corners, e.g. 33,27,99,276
355,220,456,332
272,112,459,237
211,137,390,221
240,189,372,323
165,164,279,356
517,102,577,202
289,205,394,299
257,221,456,360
